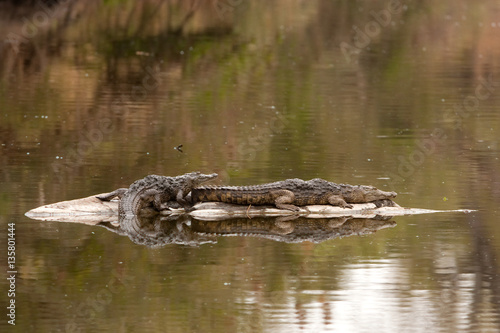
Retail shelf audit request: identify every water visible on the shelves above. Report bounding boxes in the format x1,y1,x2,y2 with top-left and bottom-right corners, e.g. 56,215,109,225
1,0,500,332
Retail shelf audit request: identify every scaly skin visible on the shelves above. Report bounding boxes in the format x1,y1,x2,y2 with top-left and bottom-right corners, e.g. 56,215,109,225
191,178,396,211
96,172,218,216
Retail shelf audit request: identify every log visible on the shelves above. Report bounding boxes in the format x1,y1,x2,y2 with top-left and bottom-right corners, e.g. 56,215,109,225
24,193,475,224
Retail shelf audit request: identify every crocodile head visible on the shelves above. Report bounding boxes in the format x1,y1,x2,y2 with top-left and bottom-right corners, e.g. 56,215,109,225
348,185,397,203
182,172,218,187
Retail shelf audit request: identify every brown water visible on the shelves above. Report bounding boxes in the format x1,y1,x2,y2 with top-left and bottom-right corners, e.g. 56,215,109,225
1,0,500,332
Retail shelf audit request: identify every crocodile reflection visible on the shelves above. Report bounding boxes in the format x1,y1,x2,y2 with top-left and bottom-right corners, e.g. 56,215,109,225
98,214,218,247
97,214,396,247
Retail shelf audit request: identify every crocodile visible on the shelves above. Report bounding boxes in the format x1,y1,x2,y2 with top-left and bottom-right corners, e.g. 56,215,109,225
191,216,396,243
97,214,218,247
97,215,396,246
96,172,218,216
190,178,396,211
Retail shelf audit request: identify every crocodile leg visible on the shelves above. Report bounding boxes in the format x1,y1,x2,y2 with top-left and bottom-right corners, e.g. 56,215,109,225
327,217,350,228
96,188,128,201
175,190,192,210
271,190,301,211
144,190,181,212
271,220,296,234
143,189,164,211
139,190,188,212
327,194,353,209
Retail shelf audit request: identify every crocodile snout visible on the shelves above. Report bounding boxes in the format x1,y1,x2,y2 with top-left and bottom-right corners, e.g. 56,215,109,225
384,190,397,198
361,187,397,201
201,173,218,181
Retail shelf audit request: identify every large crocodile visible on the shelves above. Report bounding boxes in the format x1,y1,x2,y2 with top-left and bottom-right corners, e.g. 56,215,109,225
190,178,396,211
96,172,218,216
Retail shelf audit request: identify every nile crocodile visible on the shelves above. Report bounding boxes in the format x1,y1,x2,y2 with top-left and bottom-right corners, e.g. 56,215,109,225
96,172,218,216
190,178,396,211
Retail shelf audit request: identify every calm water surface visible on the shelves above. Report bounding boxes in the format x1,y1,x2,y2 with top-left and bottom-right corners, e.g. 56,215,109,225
1,1,500,332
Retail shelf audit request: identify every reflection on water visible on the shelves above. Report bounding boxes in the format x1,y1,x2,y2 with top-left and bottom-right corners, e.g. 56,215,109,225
2,0,500,331
97,214,397,247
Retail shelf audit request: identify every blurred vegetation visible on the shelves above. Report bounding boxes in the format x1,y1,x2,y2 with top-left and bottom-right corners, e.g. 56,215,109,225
1,0,500,331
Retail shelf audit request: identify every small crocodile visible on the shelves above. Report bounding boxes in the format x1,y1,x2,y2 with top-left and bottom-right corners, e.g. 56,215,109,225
96,172,218,216
190,178,396,211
